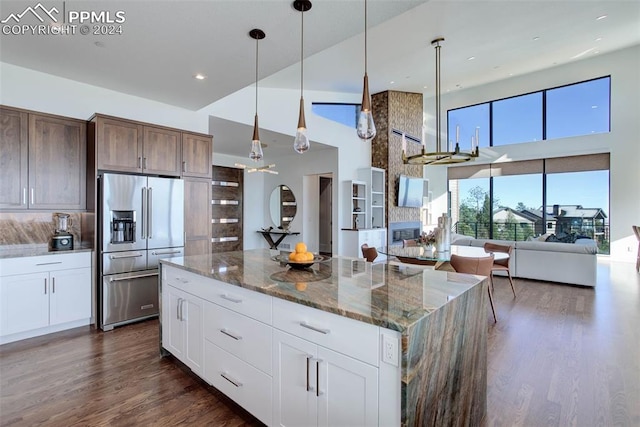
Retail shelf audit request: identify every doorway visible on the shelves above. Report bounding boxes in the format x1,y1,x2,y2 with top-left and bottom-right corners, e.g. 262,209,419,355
319,176,332,255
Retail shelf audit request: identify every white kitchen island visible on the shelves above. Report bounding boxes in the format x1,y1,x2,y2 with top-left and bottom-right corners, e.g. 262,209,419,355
159,249,487,427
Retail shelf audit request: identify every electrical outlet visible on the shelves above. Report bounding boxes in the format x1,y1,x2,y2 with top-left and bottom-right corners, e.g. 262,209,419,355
382,334,399,366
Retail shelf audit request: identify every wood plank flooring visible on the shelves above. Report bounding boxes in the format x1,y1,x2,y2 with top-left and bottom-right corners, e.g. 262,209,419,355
1,259,638,426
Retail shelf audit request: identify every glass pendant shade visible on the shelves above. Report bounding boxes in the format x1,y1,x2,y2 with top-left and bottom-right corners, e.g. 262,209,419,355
249,114,263,161
293,97,310,153
357,74,376,140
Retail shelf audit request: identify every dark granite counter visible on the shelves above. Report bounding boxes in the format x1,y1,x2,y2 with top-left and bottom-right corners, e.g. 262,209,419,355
0,244,93,259
160,248,483,333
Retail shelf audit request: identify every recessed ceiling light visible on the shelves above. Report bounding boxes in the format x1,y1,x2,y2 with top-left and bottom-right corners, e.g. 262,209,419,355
596,14,607,20
390,81,395,84
467,56,475,61
533,36,540,41
595,37,602,42
423,85,428,89
194,74,207,80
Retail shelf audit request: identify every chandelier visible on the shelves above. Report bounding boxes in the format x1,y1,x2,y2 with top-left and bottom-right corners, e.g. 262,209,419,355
402,37,479,165
235,163,279,175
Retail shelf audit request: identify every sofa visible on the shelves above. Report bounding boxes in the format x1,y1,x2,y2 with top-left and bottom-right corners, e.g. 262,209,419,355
451,234,598,287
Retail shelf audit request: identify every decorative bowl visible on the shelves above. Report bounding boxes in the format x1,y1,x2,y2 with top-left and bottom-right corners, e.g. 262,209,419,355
272,254,331,270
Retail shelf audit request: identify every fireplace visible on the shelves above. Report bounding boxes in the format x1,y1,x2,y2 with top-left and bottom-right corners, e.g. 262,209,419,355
389,221,421,246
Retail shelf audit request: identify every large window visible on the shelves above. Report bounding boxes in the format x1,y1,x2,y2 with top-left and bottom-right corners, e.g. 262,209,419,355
448,154,610,253
311,103,359,128
447,76,610,148
546,77,611,139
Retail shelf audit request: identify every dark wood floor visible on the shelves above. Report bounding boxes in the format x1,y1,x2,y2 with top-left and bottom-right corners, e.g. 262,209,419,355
1,260,638,426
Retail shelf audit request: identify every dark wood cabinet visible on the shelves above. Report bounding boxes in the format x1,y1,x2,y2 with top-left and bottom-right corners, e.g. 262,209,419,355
0,107,86,211
182,133,212,178
184,177,212,256
211,166,243,253
0,107,28,209
96,116,143,173
94,115,182,177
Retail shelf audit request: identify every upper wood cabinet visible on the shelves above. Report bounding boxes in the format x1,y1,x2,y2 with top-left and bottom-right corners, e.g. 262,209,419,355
0,107,28,209
184,177,212,256
94,115,181,177
182,133,212,178
0,106,86,211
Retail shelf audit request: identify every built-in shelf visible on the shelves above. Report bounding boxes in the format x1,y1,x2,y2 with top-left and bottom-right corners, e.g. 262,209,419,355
211,236,239,243
211,166,243,253
212,200,239,205
212,218,239,224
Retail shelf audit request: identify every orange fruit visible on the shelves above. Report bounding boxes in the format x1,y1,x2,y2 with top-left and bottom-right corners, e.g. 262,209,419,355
295,242,307,253
289,252,296,261
304,252,314,261
295,282,307,291
294,252,307,262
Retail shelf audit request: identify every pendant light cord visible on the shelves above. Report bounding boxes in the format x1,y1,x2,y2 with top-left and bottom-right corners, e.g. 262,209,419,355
435,41,441,152
301,7,304,96
255,36,259,115
364,0,368,74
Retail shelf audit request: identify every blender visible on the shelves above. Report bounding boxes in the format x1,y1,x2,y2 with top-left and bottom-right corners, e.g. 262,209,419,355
51,213,74,251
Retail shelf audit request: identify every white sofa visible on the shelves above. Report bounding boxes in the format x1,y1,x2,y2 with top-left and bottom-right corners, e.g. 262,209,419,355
451,235,598,287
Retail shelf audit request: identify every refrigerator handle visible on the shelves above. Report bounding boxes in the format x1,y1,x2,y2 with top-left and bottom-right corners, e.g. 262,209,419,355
148,187,153,238
141,187,147,239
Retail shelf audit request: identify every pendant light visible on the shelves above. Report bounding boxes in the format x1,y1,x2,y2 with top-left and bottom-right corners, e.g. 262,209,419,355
357,0,376,141
249,28,266,161
402,37,479,165
293,0,312,154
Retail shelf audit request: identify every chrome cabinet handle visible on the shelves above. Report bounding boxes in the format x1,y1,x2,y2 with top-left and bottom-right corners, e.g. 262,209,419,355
138,156,142,168
143,157,147,169
300,322,330,335
219,294,242,304
44,278,47,294
109,272,158,282
316,359,322,397
220,328,242,341
177,297,182,320
30,188,34,205
36,261,62,266
220,372,243,388
23,188,26,205
151,250,182,256
306,356,312,392
52,277,55,293
182,161,186,172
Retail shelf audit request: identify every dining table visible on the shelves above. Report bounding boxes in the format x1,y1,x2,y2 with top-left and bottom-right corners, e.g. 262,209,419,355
380,244,509,271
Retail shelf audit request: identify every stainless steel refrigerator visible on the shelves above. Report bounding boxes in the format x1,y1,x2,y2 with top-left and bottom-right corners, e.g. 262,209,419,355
99,173,184,331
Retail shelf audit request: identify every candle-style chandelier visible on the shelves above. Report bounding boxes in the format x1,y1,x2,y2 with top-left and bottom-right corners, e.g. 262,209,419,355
402,37,479,165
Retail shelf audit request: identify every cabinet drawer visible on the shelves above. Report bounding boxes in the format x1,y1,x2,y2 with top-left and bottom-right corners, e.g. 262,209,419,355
203,340,272,426
162,265,272,324
0,252,91,277
273,298,380,367
203,301,272,375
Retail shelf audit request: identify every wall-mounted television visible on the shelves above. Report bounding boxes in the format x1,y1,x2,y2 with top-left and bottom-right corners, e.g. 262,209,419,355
397,175,423,208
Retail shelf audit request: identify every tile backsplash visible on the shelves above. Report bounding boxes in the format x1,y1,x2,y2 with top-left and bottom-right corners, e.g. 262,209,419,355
0,212,84,247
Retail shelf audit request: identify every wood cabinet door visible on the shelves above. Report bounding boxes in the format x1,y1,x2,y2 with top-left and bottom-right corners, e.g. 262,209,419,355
143,126,181,176
49,267,91,326
97,116,143,173
0,272,50,336
161,285,185,360
184,178,211,256
184,295,204,375
182,133,212,178
28,114,86,210
0,107,28,209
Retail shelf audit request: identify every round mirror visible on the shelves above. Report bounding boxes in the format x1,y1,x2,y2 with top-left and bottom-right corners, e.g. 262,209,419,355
269,185,297,229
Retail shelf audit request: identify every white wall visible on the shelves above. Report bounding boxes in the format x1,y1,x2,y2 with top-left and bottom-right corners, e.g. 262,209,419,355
0,62,209,133
423,45,640,261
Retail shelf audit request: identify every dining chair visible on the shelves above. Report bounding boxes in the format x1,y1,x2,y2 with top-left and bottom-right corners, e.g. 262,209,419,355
361,243,378,263
633,225,640,273
402,239,417,248
483,242,516,298
449,254,497,323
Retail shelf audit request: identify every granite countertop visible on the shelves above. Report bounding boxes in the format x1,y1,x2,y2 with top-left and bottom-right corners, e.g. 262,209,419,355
0,244,93,259
160,248,484,332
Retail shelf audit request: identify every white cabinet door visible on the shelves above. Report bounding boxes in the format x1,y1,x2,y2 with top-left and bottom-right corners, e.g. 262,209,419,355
183,295,203,375
317,346,378,427
162,284,203,374
0,272,49,335
273,329,318,427
162,285,185,360
49,267,91,326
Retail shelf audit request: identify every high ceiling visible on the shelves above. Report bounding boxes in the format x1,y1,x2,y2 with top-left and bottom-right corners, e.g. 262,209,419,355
1,0,639,157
